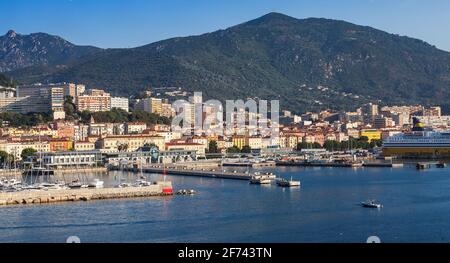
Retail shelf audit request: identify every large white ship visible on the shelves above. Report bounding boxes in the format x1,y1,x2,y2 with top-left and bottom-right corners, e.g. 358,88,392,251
382,118,450,158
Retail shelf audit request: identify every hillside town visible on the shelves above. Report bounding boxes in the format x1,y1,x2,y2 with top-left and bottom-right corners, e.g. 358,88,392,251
0,82,448,168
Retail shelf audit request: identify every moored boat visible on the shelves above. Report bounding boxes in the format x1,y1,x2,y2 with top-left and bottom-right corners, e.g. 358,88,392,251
276,177,301,187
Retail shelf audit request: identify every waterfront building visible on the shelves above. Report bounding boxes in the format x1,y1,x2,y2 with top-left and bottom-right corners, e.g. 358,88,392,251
74,141,96,151
0,138,51,160
111,97,129,112
49,138,73,152
360,130,382,142
37,150,103,169
105,148,196,165
232,135,246,149
165,140,206,157
246,136,263,150
98,134,165,152
76,89,111,112
191,136,208,149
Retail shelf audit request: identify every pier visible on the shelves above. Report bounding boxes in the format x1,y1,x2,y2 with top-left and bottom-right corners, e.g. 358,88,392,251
276,161,404,168
276,161,364,168
416,162,447,170
222,161,277,168
0,182,173,207
125,166,253,180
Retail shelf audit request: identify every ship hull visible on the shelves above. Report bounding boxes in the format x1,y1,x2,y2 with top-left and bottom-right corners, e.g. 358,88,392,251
382,146,450,158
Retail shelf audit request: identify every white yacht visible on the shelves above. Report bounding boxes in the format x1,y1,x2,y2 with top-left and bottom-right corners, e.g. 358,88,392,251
88,179,104,188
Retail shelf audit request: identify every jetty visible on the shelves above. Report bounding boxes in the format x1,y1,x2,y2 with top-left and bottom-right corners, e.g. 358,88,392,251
222,161,277,168
276,161,364,168
125,166,252,180
416,162,447,170
0,182,173,207
363,162,404,168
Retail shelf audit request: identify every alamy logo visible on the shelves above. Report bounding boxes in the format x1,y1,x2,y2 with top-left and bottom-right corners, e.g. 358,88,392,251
171,92,280,139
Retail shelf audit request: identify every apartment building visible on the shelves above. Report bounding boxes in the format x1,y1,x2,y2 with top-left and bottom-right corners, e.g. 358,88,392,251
76,89,111,112
98,134,165,152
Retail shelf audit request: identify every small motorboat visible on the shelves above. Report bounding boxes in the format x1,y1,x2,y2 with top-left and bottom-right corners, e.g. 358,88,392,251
276,177,301,187
134,179,152,187
250,176,272,185
88,179,104,188
68,182,83,189
361,200,383,209
176,189,196,195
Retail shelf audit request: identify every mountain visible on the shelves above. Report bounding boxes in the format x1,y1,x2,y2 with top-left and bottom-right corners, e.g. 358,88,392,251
5,13,450,112
0,30,101,72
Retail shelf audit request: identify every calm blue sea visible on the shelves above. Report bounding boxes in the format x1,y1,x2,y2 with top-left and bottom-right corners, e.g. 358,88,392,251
0,165,450,243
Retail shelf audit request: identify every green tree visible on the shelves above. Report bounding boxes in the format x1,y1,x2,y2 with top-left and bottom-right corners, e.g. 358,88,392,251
323,140,341,152
0,151,13,165
241,145,252,153
117,143,129,152
227,146,241,154
296,141,309,151
64,95,78,120
21,148,37,161
312,142,322,149
208,140,219,153
359,136,369,142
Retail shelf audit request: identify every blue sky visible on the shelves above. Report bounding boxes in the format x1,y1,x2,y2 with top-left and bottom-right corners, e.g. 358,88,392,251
1,0,450,51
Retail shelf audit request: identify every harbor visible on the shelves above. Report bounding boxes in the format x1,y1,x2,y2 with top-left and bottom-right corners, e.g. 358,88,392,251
1,164,450,242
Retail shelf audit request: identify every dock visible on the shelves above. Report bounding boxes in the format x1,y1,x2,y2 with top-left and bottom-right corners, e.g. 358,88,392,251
276,161,364,168
363,162,404,168
222,161,277,168
416,162,447,170
126,166,252,180
276,161,405,168
23,167,107,176
0,182,173,207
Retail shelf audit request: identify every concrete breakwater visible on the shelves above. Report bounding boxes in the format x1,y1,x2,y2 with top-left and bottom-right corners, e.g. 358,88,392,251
124,166,253,180
0,182,173,207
